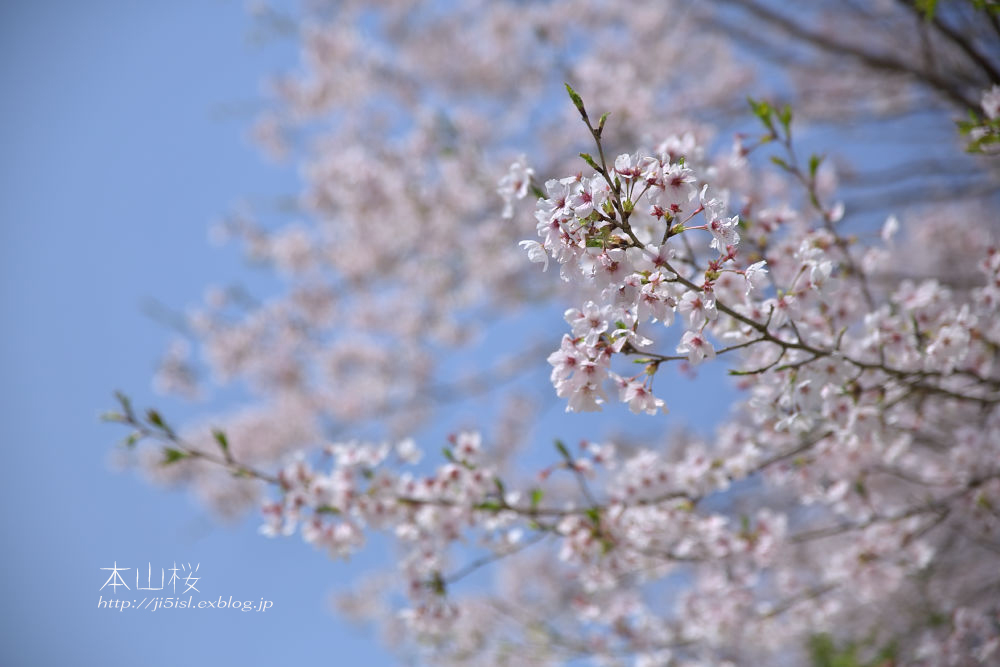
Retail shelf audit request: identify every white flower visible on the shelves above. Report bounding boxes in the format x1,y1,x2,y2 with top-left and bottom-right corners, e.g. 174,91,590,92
614,152,641,180
651,162,697,211
743,261,768,295
881,215,899,244
676,330,716,365
566,382,606,412
518,239,549,272
620,378,666,415
708,214,740,252
678,291,718,327
454,431,482,462
395,438,423,464
498,156,534,219
565,301,608,348
626,244,676,275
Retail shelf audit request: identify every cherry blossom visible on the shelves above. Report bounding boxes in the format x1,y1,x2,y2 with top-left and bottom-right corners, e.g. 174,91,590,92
106,2,1000,664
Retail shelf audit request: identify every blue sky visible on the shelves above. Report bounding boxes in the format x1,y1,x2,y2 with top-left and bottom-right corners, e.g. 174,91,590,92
0,1,402,664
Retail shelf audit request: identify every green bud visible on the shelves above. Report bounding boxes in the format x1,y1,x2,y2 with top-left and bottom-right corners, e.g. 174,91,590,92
161,448,189,465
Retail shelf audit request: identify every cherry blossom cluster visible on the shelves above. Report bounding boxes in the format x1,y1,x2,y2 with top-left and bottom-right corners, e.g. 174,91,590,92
108,1,1000,664
517,98,773,416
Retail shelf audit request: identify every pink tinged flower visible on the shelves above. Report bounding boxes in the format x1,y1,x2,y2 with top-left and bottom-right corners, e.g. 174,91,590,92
395,438,422,464
534,209,562,249
548,335,582,385
567,175,609,218
565,358,607,394
608,323,653,352
593,249,630,290
621,379,666,415
566,301,608,348
567,187,594,217
608,370,629,394
926,323,971,371
518,239,549,272
698,184,725,221
743,261,768,295
657,132,699,164
676,330,715,364
638,280,676,324
827,201,845,223
654,163,697,209
584,442,617,469
638,156,662,184
809,259,833,290
678,290,718,327
547,182,571,209
259,501,292,537
626,244,676,275
614,272,643,309
566,382,606,412
454,431,482,462
498,156,534,219
755,205,797,233
538,178,570,219
614,152,641,181
708,215,740,252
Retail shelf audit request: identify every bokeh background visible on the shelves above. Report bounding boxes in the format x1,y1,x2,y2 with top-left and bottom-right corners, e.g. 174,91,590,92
0,1,403,664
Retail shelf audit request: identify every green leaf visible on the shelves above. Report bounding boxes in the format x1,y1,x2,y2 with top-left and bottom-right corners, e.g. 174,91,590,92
565,82,584,110
564,82,588,121
475,500,504,512
442,447,455,462
778,104,792,134
554,439,571,461
315,505,341,515
747,96,774,128
530,488,544,509
114,391,135,420
428,571,446,596
161,447,189,465
579,152,600,171
809,153,823,178
147,409,165,428
212,429,229,455
769,155,791,171
147,409,176,439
